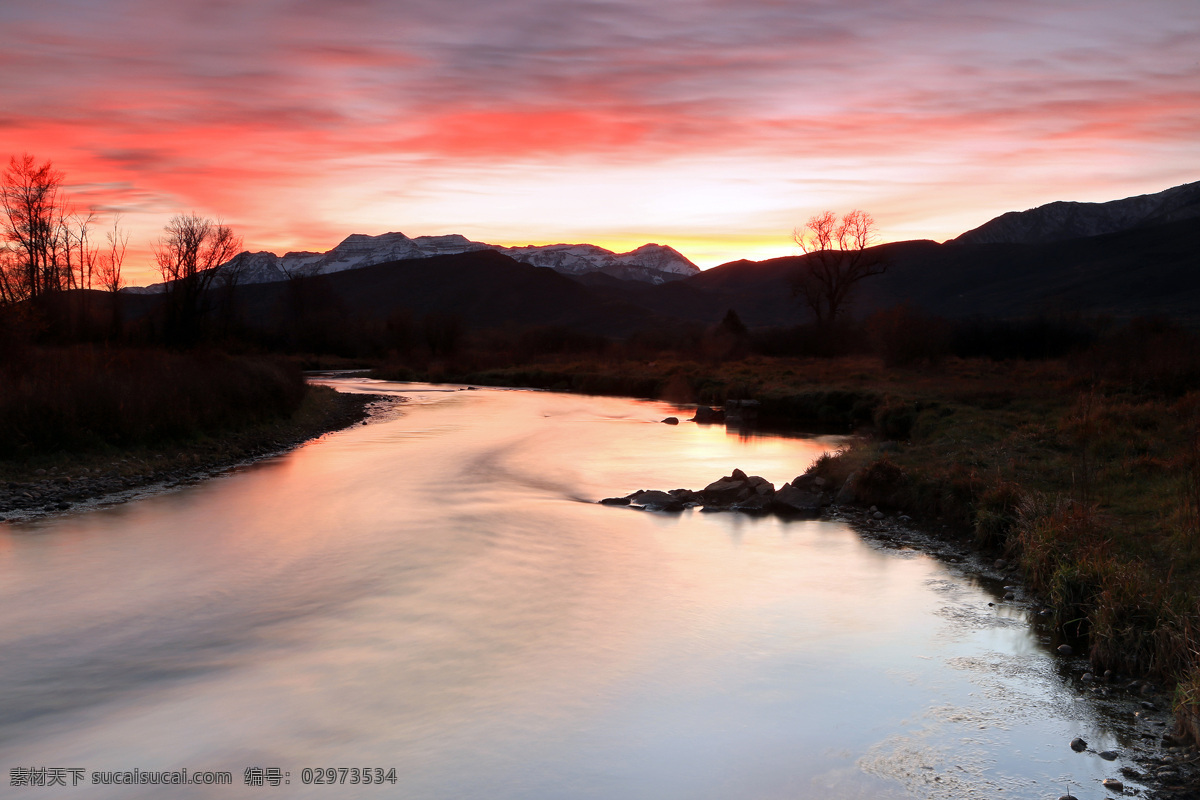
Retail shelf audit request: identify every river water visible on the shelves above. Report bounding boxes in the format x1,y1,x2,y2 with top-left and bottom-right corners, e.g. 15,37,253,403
0,379,1145,798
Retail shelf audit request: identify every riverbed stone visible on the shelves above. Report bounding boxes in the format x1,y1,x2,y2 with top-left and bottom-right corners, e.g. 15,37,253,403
662,417,679,425
628,490,685,512
668,488,704,504
732,493,772,512
789,473,824,493
773,483,823,514
1098,750,1118,760
834,472,859,504
690,407,725,424
1101,778,1123,791
1058,644,1074,656
1070,737,1088,752
701,469,758,504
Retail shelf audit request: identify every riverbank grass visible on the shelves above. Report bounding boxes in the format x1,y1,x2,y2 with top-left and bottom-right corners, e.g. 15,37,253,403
0,347,375,512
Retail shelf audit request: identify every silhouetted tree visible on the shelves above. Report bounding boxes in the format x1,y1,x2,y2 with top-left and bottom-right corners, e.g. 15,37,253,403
98,216,128,293
154,212,242,345
0,154,70,299
0,246,21,305
791,210,887,326
717,308,748,337
98,216,129,338
65,210,98,291
704,308,750,360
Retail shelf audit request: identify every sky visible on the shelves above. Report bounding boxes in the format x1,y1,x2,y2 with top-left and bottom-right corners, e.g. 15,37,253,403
2,0,1198,285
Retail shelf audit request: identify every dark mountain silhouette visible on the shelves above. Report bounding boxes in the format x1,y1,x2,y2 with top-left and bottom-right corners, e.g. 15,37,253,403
952,180,1200,245
229,249,677,336
109,181,1200,340
659,213,1200,327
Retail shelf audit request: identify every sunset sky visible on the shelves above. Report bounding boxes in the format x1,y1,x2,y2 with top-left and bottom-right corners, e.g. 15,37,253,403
2,0,1198,285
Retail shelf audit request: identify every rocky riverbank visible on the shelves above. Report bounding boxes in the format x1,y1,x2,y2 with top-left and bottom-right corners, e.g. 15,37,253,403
601,467,839,515
0,387,404,523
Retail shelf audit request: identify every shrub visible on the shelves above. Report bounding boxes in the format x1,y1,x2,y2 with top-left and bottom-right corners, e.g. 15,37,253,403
0,346,306,458
866,304,949,367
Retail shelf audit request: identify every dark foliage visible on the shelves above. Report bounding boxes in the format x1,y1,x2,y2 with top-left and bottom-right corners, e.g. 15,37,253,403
865,305,950,367
1073,316,1200,395
749,322,867,358
951,315,1097,360
0,346,306,458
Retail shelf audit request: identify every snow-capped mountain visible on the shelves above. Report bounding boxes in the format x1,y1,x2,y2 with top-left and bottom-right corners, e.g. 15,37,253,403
125,232,698,292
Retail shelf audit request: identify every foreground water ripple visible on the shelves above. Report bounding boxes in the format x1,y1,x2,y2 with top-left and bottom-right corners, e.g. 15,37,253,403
0,381,1142,798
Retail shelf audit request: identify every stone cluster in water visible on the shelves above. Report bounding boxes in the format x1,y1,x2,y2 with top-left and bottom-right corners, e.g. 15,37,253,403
600,468,843,515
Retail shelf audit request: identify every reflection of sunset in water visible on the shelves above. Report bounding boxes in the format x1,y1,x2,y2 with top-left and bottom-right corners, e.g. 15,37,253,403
0,382,1134,799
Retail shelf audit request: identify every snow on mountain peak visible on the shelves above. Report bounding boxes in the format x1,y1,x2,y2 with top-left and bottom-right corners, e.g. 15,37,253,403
198,232,700,288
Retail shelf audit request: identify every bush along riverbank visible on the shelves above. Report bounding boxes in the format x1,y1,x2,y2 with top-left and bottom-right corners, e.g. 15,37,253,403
381,352,1200,756
0,346,394,519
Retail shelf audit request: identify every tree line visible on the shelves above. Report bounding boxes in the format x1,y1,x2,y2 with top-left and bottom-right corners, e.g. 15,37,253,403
0,153,246,345
0,154,129,303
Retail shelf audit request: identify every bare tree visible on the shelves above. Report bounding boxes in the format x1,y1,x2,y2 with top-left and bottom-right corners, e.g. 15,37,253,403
0,154,70,298
154,212,242,344
98,215,128,293
97,216,130,339
0,244,25,305
66,210,98,291
791,209,887,326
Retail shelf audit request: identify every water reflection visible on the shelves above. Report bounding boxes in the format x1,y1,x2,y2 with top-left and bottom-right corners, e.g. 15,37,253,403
0,382,1140,798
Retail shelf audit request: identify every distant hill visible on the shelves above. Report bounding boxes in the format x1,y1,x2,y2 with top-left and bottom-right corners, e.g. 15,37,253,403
952,180,1200,245
226,249,680,336
667,212,1200,327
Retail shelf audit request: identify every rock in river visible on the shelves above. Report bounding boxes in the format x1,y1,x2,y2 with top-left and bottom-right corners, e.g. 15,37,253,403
627,490,686,512
690,406,726,424
701,469,773,506
772,483,823,515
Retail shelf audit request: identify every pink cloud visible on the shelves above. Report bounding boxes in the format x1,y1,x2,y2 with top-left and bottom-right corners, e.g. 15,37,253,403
0,0,1197,281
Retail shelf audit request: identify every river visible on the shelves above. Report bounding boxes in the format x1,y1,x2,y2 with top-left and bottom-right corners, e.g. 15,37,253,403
0,379,1146,798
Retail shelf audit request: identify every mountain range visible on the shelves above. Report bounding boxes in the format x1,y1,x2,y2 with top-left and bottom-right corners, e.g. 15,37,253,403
123,179,1200,334
128,233,699,293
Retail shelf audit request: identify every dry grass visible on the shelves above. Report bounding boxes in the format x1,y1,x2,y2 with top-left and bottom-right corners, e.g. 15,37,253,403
0,345,307,459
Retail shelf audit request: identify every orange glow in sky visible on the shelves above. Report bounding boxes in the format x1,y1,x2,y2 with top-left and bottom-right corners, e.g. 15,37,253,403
2,1,1198,286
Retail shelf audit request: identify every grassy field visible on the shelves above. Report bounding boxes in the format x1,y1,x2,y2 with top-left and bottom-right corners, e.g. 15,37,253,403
377,346,1200,740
